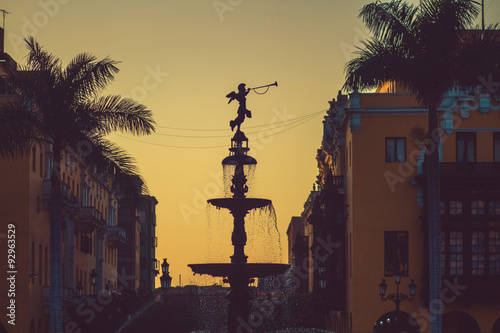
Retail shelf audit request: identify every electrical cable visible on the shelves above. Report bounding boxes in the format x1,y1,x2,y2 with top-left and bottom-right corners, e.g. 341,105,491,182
112,109,324,149
153,110,325,139
155,109,325,132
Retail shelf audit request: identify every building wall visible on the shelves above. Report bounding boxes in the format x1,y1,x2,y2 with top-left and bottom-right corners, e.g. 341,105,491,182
320,91,500,333
0,144,128,333
349,112,427,333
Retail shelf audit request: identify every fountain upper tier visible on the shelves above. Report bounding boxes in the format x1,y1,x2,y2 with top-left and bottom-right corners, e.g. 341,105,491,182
208,198,271,211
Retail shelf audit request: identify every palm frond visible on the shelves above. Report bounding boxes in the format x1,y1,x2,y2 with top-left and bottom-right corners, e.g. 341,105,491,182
0,98,46,157
360,0,418,47
344,39,412,92
83,95,156,136
23,36,61,78
84,136,148,198
62,54,120,101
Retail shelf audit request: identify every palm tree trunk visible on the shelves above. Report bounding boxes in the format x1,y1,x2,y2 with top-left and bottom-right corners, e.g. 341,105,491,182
50,145,63,333
427,103,442,333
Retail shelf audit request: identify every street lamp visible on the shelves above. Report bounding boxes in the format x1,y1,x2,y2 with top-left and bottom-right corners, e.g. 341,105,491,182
379,274,416,332
90,269,98,295
160,258,172,290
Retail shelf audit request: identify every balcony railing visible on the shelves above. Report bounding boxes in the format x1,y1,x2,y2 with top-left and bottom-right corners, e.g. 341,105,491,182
107,226,127,248
79,206,102,233
439,162,500,177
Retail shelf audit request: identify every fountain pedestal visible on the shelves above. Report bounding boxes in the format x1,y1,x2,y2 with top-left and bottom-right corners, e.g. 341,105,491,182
189,130,289,332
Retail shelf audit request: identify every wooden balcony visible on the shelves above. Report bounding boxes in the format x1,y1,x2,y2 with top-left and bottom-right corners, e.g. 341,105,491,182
439,162,500,177
417,162,500,188
107,226,127,248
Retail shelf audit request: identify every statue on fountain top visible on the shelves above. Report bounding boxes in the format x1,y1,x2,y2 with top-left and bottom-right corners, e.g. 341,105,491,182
227,83,252,132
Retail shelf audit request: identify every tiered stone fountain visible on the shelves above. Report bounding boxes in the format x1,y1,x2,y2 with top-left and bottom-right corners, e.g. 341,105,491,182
189,129,289,333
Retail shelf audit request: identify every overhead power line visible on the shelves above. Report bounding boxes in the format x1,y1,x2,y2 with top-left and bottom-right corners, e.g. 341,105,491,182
112,109,326,149
153,110,325,139
155,109,325,132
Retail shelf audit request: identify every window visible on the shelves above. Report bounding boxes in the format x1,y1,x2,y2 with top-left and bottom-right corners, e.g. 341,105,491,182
494,133,500,162
471,200,485,215
31,242,35,277
38,244,42,285
441,232,446,275
386,138,406,162
384,231,409,276
441,231,464,276
489,201,500,215
489,231,500,275
456,132,476,162
449,231,464,276
449,201,463,215
44,247,48,285
471,231,485,275
39,152,43,177
32,146,36,172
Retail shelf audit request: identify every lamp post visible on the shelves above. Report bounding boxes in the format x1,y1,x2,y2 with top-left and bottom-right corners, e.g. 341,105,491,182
379,273,416,333
160,259,172,290
90,269,98,296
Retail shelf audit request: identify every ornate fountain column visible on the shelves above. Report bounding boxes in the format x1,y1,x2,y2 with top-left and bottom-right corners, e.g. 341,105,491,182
189,85,288,333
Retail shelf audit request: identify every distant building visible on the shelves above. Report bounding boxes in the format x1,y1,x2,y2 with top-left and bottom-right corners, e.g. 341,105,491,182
117,198,142,292
139,195,159,295
287,216,308,273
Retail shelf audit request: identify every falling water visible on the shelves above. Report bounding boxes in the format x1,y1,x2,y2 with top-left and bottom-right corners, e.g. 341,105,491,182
245,202,283,263
222,164,257,198
205,203,233,264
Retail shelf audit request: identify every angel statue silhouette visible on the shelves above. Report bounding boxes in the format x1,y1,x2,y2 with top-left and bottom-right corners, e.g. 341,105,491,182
226,81,278,132
226,83,252,132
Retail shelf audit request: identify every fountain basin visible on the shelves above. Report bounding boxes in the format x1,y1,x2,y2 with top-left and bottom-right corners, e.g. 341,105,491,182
222,154,257,166
189,263,290,278
208,198,271,211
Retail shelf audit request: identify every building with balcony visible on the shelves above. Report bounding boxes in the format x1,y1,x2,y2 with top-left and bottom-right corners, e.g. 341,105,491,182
0,29,150,333
306,87,500,333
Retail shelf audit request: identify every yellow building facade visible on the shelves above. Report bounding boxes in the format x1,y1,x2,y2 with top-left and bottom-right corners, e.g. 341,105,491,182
0,141,124,333
313,88,500,333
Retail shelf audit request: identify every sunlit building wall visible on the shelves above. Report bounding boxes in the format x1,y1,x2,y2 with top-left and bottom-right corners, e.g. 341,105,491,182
312,88,500,333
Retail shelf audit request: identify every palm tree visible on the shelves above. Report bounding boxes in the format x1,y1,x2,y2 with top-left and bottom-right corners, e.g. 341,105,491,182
344,1,500,332
0,37,155,333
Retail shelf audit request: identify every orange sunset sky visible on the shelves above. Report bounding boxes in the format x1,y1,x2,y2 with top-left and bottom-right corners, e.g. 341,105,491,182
2,0,498,287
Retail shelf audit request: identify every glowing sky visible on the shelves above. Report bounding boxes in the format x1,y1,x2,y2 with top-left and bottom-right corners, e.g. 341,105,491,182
3,0,499,287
